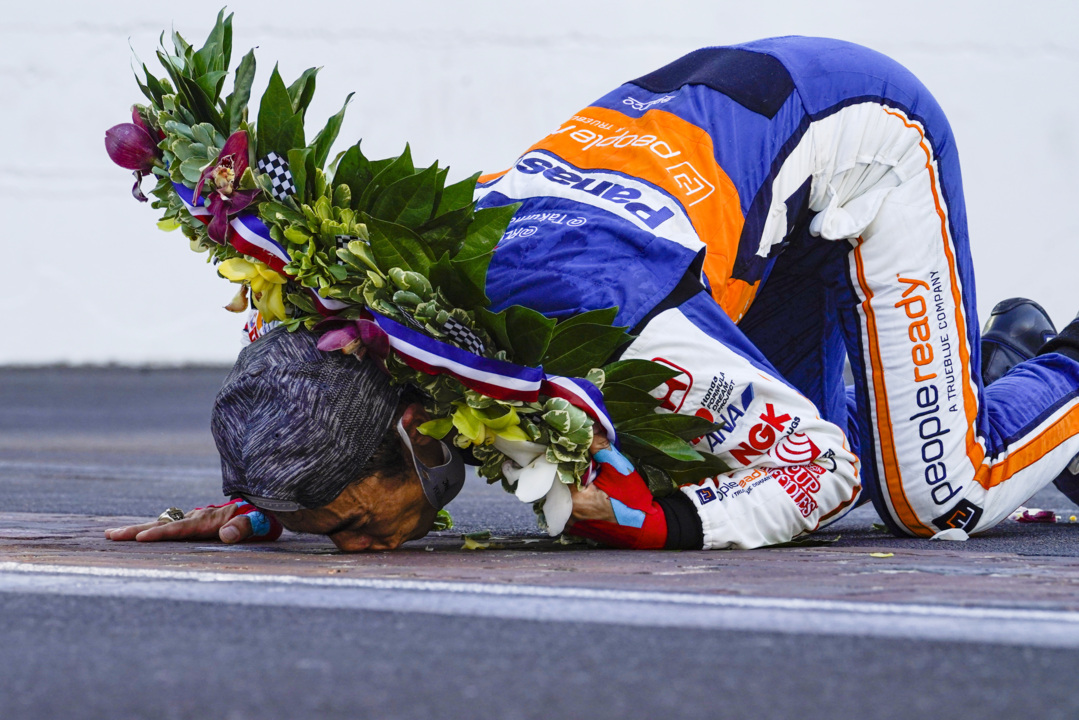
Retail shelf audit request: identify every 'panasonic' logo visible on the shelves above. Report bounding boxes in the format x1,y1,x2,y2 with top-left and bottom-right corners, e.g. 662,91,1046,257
514,157,675,231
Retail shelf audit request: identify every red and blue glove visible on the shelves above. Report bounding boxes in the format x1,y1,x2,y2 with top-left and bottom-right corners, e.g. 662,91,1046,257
568,447,703,550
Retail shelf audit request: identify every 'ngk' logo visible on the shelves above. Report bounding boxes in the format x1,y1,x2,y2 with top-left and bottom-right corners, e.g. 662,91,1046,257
729,403,792,466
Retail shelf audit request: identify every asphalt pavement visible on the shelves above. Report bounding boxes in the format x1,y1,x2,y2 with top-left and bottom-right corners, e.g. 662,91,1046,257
2,366,1079,719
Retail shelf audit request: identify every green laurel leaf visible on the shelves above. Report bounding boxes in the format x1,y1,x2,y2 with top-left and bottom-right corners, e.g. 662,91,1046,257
286,67,319,118
452,204,518,294
257,64,304,158
364,214,433,274
357,145,415,210
620,430,704,463
551,307,619,334
502,305,556,366
371,162,440,228
437,172,481,214
225,49,256,132
430,253,488,309
618,411,720,440
311,92,353,169
541,323,628,377
603,359,681,392
332,142,373,203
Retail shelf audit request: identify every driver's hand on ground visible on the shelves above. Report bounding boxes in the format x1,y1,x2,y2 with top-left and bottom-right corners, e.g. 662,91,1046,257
104,502,256,544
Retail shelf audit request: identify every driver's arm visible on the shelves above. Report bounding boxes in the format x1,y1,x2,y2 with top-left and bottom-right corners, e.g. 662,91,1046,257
570,291,861,550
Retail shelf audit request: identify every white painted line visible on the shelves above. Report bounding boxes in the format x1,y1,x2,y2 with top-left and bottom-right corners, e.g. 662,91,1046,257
0,562,1076,648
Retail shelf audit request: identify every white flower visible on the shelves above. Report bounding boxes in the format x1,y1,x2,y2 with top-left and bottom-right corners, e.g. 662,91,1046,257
492,435,547,468
501,461,521,486
542,479,573,536
514,455,559,503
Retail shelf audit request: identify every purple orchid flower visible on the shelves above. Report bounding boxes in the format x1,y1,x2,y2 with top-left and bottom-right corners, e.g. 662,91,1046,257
104,107,163,202
315,318,391,361
194,130,261,244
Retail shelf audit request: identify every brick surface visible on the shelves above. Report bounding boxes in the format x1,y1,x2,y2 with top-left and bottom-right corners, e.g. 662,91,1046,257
7,511,1079,613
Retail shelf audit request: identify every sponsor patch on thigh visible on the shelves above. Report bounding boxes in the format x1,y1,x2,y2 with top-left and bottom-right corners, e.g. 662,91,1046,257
932,498,983,531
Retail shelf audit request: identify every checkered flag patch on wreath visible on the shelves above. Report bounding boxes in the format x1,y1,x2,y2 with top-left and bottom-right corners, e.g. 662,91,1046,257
334,235,358,265
442,317,486,356
392,304,427,331
256,152,296,201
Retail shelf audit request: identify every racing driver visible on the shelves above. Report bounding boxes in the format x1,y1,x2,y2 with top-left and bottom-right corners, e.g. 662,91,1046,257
106,36,1079,551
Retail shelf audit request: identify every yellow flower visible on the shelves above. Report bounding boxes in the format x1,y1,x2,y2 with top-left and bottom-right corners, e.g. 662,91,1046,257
418,417,454,439
451,404,486,446
448,403,530,448
218,258,289,322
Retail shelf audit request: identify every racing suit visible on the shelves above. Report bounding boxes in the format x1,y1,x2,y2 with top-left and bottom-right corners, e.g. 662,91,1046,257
476,36,1079,548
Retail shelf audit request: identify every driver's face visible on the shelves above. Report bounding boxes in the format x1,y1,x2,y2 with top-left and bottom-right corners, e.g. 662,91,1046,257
272,403,444,552
277,469,438,551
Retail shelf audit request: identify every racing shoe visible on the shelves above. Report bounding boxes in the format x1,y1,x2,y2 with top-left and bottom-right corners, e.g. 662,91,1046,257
980,297,1056,385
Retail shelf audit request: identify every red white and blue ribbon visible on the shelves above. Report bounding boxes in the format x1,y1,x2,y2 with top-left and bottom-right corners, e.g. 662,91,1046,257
369,312,544,401
367,310,618,444
172,182,348,315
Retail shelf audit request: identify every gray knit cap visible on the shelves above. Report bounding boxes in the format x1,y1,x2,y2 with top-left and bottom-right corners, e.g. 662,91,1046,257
211,327,402,510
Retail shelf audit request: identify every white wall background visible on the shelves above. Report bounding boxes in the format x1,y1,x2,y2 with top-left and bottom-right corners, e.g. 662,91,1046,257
2,0,1077,364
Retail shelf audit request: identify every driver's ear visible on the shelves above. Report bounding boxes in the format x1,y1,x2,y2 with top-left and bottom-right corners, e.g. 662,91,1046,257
399,403,435,446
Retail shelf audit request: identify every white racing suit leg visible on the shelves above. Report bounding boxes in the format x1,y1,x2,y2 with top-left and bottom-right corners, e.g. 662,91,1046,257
800,102,1079,537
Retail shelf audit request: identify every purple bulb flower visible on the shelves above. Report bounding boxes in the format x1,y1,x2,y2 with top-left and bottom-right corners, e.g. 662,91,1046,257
104,107,162,202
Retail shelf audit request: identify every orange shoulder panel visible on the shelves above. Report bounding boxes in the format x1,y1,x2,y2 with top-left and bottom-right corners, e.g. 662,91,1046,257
525,106,752,318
